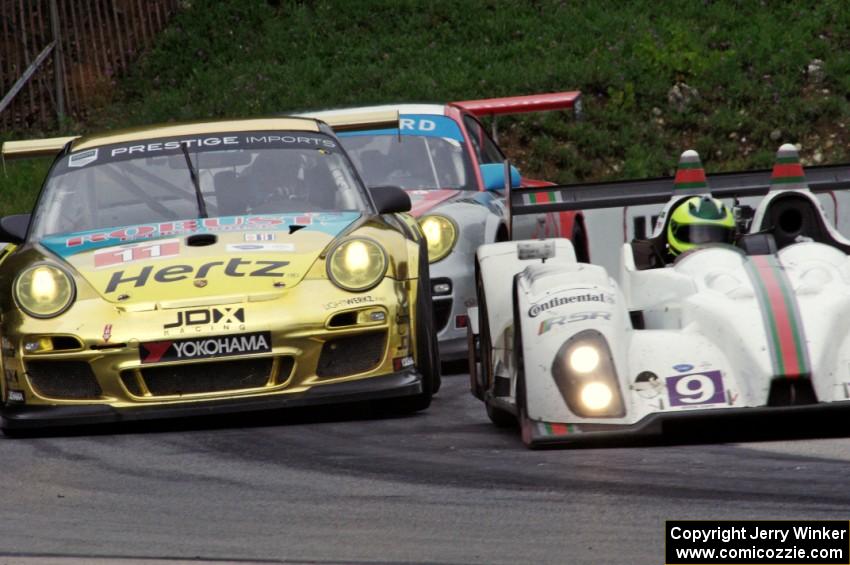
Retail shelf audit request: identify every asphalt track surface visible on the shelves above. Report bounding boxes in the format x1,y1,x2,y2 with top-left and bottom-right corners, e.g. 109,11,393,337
3,370,850,565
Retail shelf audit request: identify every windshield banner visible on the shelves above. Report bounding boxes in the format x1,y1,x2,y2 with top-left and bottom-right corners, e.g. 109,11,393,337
40,211,361,257
337,114,464,142
56,132,340,172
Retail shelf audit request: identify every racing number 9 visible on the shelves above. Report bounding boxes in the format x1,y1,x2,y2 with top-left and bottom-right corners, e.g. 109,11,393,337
674,374,715,404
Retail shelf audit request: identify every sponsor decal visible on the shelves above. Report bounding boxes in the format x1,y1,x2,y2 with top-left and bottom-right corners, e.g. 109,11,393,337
672,363,694,373
244,232,276,242
244,134,336,148
40,212,360,257
68,148,98,168
140,331,271,364
632,371,663,400
535,421,580,437
393,355,415,371
103,324,113,342
527,291,615,318
408,189,461,217
104,135,335,160
225,243,294,253
67,217,292,248
537,311,612,335
396,335,409,351
110,136,239,158
4,369,19,386
163,307,246,332
94,239,180,268
522,190,564,206
666,370,725,407
323,296,377,310
2,337,15,357
7,390,24,403
105,258,289,293
654,210,667,233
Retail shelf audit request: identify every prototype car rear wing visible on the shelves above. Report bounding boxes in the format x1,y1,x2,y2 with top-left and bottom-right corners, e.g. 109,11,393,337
451,91,582,118
508,163,850,216
1,135,78,161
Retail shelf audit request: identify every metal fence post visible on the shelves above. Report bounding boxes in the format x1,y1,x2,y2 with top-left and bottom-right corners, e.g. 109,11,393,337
49,0,65,124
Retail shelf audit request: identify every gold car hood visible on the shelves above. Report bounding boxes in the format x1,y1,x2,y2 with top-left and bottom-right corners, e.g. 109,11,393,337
39,212,361,304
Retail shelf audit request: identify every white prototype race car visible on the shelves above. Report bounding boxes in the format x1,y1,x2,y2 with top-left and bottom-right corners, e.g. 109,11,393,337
469,144,850,447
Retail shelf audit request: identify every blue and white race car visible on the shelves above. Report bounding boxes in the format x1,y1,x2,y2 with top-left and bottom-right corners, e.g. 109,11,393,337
305,93,588,361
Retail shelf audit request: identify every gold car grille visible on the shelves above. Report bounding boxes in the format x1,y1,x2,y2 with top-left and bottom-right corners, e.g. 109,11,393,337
316,331,386,378
26,361,103,400
121,356,294,397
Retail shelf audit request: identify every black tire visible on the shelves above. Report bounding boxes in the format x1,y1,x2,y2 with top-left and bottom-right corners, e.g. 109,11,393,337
418,246,441,395
485,399,516,428
0,426,25,438
517,372,534,447
395,243,439,413
512,277,535,447
382,242,438,414
474,260,492,398
481,267,515,427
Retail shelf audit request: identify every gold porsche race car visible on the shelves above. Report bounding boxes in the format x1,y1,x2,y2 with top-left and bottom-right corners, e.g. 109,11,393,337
0,114,439,431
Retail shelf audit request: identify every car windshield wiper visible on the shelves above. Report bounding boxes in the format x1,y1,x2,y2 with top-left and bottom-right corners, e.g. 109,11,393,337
180,142,208,218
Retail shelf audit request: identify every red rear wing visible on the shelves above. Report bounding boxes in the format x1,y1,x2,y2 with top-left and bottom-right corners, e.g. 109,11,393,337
451,91,582,117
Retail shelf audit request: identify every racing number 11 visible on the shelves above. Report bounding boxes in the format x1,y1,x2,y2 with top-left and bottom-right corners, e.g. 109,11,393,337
94,239,180,268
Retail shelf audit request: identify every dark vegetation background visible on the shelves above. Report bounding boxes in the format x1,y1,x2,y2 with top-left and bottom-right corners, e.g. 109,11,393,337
3,0,850,214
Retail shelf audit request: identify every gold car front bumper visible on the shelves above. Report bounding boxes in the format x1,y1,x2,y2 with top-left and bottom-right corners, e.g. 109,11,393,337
1,278,423,428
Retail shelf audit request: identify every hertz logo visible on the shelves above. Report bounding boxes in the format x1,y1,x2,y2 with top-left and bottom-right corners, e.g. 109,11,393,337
105,258,288,293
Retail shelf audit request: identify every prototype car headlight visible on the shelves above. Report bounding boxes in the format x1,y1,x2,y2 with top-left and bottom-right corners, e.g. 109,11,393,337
327,238,388,292
569,345,600,373
580,382,613,411
15,264,76,318
552,329,625,418
419,215,457,263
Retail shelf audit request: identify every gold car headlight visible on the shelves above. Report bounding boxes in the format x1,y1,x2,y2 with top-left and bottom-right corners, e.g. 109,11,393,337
15,264,76,318
327,238,388,292
419,215,457,263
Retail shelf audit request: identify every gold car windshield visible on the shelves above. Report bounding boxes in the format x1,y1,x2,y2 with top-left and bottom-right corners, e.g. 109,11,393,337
31,131,369,239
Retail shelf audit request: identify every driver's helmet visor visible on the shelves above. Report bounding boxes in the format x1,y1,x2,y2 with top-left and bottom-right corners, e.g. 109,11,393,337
671,222,734,245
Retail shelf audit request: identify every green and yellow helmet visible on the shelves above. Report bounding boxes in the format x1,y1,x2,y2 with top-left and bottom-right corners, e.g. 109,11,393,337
667,195,735,256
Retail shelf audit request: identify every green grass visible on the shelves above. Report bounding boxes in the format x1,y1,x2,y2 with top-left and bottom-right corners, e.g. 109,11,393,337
0,157,50,217
5,0,850,212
